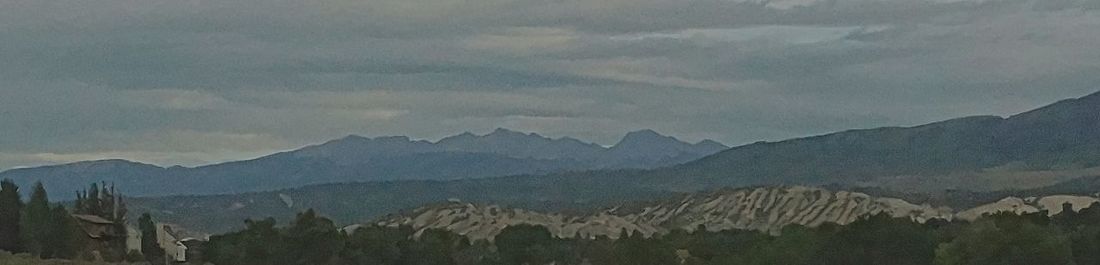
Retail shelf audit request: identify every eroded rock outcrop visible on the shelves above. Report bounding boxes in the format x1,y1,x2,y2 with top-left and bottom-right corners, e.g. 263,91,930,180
376,186,953,240
374,186,1100,241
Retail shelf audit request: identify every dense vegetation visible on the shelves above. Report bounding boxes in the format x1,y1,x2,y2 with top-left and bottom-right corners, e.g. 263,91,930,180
0,179,142,263
202,202,1100,265
126,169,671,233
0,251,132,265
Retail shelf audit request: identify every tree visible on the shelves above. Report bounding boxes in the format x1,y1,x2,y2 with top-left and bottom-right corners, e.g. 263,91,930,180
0,179,24,252
342,224,414,265
20,182,51,257
935,215,1073,265
43,205,77,259
494,224,570,265
283,209,343,265
609,230,677,265
204,218,286,265
139,213,166,264
816,214,939,265
710,226,826,265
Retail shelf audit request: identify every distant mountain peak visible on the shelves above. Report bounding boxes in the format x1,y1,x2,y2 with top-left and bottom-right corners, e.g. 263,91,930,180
607,130,727,165
485,127,547,139
61,159,161,169
336,134,370,142
694,139,728,149
617,129,674,144
626,129,664,137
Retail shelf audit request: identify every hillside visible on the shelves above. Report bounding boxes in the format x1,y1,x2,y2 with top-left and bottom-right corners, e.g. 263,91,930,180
125,170,673,233
1,129,725,196
636,91,1100,191
376,186,953,240
375,186,1100,241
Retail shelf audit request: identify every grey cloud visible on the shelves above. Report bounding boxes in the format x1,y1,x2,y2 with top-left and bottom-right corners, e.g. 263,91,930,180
2,0,1100,169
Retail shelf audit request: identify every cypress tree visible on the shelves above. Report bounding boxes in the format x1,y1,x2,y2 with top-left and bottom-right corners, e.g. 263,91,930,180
20,182,51,257
85,183,101,217
139,213,165,264
45,205,76,259
0,179,24,252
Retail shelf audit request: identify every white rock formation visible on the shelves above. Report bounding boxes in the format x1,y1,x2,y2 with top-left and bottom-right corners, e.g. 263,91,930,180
377,186,953,240
375,186,1100,241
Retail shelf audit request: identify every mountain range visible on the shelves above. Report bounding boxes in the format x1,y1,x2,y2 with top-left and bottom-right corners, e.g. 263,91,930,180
118,90,1100,233
632,90,1100,191
0,129,727,196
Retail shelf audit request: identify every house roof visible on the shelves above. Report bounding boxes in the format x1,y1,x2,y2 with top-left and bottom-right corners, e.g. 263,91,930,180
72,214,114,224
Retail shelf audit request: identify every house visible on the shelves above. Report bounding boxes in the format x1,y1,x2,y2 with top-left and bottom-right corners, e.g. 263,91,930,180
71,214,141,259
157,223,208,264
72,214,120,240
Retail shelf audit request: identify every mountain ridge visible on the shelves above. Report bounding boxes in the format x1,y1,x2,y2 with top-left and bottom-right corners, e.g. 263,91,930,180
635,90,1100,191
1,129,726,196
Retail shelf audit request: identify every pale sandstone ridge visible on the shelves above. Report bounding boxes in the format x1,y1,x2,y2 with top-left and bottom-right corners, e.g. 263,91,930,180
376,186,954,240
956,195,1100,221
375,186,1100,241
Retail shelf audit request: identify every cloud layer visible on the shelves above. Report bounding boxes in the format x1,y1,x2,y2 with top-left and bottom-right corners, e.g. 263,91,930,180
2,0,1100,169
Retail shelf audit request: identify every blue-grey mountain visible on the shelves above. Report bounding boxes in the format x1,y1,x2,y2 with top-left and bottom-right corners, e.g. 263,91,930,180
119,91,1100,233
0,129,726,196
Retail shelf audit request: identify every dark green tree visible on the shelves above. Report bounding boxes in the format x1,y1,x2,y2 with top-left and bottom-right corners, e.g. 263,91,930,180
0,179,24,252
139,213,166,264
1051,202,1100,264
283,209,343,265
711,225,827,265
205,218,286,265
816,214,939,265
609,230,677,265
43,205,77,259
342,224,414,265
402,229,468,265
935,214,1073,265
495,224,575,265
20,182,51,257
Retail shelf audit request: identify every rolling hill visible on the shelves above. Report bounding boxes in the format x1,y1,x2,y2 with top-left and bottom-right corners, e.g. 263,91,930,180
635,90,1100,191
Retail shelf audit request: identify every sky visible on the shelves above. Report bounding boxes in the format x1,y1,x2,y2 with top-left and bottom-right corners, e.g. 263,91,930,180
2,0,1100,169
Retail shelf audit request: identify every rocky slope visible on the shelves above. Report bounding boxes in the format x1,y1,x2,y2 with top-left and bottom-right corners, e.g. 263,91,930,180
956,195,1100,221
375,186,1100,241
376,186,954,240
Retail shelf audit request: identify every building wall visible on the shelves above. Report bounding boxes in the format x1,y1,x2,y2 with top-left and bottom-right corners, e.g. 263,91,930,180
126,226,142,253
156,224,184,262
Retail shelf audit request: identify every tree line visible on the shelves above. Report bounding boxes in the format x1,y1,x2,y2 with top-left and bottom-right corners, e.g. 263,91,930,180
6,178,1100,265
203,202,1100,265
0,179,147,262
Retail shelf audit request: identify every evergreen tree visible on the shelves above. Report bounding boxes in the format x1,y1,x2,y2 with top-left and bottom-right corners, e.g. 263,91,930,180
84,183,102,217
934,215,1073,265
139,213,166,264
284,209,343,264
20,182,51,257
43,205,77,259
0,179,24,253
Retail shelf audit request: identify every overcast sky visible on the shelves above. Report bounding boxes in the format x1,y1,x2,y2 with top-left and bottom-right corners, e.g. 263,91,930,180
2,0,1099,169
